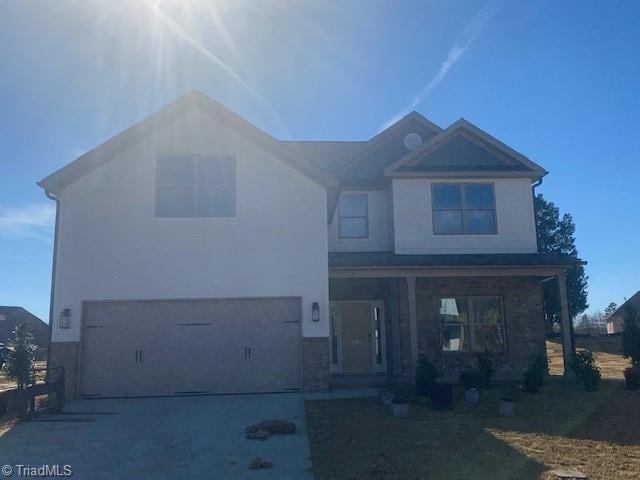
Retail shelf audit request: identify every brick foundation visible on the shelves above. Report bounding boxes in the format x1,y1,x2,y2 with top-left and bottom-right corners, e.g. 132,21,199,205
49,342,80,401
301,337,330,391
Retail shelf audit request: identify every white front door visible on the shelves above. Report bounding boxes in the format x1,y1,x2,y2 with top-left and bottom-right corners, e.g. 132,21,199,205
329,301,386,375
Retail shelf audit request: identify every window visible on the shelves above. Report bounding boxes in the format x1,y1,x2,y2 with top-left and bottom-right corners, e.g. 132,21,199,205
330,306,339,365
338,194,368,238
440,297,505,352
156,155,235,217
432,183,496,234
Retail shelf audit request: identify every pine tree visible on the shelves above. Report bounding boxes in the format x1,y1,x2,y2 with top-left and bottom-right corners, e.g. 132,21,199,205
5,323,36,390
534,194,589,330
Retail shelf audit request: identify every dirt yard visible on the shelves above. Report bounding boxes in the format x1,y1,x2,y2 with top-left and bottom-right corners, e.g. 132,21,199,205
306,336,638,480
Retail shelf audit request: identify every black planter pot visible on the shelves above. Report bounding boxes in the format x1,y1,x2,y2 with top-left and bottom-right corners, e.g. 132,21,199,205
415,383,431,397
430,382,453,410
624,367,640,391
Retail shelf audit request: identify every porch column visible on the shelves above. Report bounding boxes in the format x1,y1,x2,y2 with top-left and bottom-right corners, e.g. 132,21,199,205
407,275,418,380
557,270,575,379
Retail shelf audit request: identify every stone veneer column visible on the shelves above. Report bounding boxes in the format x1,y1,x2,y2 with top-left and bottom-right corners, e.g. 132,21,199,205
301,337,330,391
48,342,80,401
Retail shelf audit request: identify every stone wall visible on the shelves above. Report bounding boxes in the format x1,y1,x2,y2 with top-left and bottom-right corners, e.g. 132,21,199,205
48,341,80,401
415,276,546,380
301,337,330,390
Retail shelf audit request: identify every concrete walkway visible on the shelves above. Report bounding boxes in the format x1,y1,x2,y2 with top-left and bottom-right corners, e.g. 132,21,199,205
0,394,314,480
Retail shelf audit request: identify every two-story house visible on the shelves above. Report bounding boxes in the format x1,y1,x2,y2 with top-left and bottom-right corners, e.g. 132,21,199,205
40,91,580,399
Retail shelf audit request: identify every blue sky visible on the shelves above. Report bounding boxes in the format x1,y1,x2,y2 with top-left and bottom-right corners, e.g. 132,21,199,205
1,0,639,322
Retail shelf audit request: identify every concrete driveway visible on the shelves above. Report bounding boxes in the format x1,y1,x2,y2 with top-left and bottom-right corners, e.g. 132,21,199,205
0,393,314,480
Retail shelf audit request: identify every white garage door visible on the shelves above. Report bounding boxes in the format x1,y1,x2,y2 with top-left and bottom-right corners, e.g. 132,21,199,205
80,298,301,397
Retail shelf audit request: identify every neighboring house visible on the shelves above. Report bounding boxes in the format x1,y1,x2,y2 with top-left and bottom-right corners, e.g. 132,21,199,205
39,91,582,399
606,291,640,335
0,306,49,360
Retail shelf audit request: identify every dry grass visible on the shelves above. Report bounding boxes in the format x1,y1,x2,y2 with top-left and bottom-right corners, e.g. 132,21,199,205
547,336,627,379
306,337,638,480
0,414,18,438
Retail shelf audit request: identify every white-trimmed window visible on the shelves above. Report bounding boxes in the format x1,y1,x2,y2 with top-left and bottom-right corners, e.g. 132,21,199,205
338,194,369,238
432,183,496,234
440,297,505,352
156,154,236,218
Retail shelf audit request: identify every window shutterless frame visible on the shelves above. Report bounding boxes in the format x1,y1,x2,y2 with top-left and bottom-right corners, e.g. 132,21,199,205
431,182,497,235
155,154,236,218
338,193,369,239
439,296,506,353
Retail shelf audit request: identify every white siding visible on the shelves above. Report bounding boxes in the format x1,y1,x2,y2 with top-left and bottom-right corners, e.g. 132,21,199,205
392,178,537,254
328,189,392,252
51,109,329,342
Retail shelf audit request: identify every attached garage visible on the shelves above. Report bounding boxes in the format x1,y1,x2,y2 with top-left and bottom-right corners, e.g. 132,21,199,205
80,297,302,397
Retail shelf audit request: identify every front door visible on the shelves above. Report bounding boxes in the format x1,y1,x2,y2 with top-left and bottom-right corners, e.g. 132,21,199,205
331,301,386,375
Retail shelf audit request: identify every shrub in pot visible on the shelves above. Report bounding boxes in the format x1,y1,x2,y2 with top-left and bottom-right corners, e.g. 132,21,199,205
390,383,412,418
476,351,495,388
430,382,453,410
499,384,518,417
523,353,549,393
570,350,601,391
415,355,438,397
624,367,640,391
379,390,394,406
459,371,480,404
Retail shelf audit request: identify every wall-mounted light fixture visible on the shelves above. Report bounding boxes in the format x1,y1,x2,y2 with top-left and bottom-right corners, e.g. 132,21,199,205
59,308,71,329
312,302,320,322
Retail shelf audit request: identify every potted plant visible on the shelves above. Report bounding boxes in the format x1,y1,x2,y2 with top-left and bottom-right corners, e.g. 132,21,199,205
523,353,548,394
430,382,453,410
390,383,411,418
476,350,495,388
459,371,480,404
379,389,394,406
624,367,640,391
415,355,438,397
499,384,518,417
622,305,640,390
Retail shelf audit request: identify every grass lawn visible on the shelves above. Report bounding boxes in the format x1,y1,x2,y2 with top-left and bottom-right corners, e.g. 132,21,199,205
306,338,640,480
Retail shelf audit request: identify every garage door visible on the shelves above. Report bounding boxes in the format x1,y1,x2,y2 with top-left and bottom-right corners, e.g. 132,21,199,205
80,298,301,397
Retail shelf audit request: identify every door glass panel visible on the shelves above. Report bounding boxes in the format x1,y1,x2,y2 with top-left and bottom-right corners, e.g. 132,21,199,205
330,305,339,365
374,306,382,365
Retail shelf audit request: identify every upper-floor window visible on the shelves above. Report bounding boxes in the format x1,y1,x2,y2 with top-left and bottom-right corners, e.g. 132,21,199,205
440,296,505,352
156,154,236,218
338,194,368,238
432,183,496,235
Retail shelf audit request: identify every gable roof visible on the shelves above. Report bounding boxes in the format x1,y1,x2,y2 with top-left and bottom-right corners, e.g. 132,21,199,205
38,90,339,197
333,112,443,187
280,140,367,173
609,291,640,320
0,306,49,347
385,118,547,180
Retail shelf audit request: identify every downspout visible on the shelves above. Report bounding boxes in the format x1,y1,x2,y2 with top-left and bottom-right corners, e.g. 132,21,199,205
531,177,543,253
42,188,60,381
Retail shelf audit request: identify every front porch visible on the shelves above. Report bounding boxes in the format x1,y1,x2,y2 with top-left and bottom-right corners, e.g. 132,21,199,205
327,252,581,389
